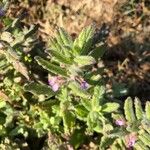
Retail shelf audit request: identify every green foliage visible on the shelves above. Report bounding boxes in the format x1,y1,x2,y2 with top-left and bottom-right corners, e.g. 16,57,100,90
124,97,136,123
24,82,55,101
0,5,149,149
101,97,150,150
35,56,68,77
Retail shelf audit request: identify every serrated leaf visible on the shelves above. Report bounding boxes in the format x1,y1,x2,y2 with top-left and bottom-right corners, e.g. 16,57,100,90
24,82,54,99
68,81,90,99
74,56,96,67
102,103,119,113
145,101,150,120
124,97,136,123
35,56,67,77
134,97,143,120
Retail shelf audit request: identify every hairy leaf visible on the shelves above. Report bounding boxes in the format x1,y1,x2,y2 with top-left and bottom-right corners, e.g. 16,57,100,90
139,132,150,146
48,49,72,65
145,101,150,120
35,56,67,77
24,82,54,99
81,99,92,111
134,141,149,150
102,103,119,113
63,111,75,133
58,27,73,47
91,86,105,110
3,45,29,80
75,105,89,121
100,136,115,149
73,26,94,55
68,81,90,99
124,97,136,123
74,56,96,67
12,60,29,80
134,97,143,120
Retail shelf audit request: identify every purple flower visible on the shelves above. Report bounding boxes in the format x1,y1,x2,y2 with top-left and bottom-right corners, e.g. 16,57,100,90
48,76,60,92
125,133,137,148
115,119,125,126
0,7,5,17
80,81,89,89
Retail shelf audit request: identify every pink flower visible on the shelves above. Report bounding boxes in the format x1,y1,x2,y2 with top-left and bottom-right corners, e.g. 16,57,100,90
48,76,60,92
125,133,137,148
115,119,125,126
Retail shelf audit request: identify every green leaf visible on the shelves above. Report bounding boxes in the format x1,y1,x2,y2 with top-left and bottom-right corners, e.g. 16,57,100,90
100,136,115,150
93,123,103,133
68,81,90,99
74,56,96,67
24,82,54,99
89,111,99,124
0,100,7,109
91,86,105,110
102,103,119,113
124,97,136,123
145,101,150,120
1,32,13,43
24,25,38,39
12,60,30,80
87,111,101,131
35,56,67,77
75,105,89,121
139,132,150,146
134,97,143,120
134,141,149,150
90,45,106,60
81,99,92,111
48,49,72,65
68,64,82,76
73,26,94,55
2,42,29,80
48,37,62,52
63,111,75,133
70,129,85,149
58,27,73,47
